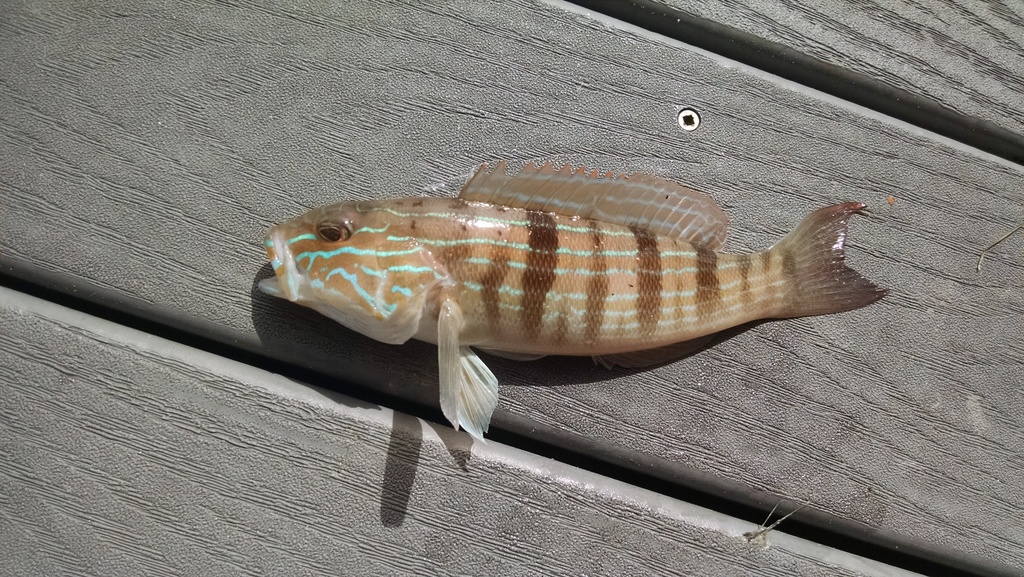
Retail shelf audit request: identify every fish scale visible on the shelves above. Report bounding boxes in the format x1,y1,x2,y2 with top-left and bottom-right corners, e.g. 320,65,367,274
261,161,886,441
333,200,776,354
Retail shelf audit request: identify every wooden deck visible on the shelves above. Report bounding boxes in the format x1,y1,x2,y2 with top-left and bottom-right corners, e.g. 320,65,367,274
655,0,1024,139
2,1,1022,575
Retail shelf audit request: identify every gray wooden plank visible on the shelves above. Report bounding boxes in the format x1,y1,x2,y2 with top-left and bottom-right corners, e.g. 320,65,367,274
0,287,921,577
653,0,1024,142
1,0,1022,573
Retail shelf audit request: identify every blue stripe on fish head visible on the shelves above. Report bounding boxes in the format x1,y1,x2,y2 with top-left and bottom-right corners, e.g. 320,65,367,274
261,202,445,327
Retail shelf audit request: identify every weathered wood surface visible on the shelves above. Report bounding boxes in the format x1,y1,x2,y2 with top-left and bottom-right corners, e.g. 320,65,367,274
1,0,1022,573
0,288,922,577
654,0,1024,140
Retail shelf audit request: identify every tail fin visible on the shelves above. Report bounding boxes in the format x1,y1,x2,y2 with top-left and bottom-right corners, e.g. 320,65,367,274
772,202,887,318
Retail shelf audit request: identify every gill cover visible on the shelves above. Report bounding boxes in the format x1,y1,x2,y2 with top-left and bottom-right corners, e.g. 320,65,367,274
262,216,450,346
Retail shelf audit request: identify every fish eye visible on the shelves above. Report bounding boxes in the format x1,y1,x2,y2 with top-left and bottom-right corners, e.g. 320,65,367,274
316,221,351,242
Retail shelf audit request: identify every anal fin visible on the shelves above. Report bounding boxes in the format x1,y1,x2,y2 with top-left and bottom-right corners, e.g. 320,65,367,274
477,348,547,362
593,335,716,369
438,298,499,442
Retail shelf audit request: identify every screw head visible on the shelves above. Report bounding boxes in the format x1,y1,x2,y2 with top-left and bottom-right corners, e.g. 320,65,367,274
677,108,701,131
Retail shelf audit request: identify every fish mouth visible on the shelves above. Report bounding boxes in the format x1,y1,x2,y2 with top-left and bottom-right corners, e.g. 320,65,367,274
260,227,306,302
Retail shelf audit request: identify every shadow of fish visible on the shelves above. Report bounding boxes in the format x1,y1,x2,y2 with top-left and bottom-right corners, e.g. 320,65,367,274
260,161,887,441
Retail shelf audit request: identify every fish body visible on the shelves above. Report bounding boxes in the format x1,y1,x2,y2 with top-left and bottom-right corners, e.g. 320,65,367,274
261,161,887,440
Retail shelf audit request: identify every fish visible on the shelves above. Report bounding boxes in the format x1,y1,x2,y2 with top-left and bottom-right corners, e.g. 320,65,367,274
260,161,887,441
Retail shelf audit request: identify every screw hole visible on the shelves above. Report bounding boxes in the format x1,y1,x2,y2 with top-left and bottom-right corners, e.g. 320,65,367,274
677,108,701,132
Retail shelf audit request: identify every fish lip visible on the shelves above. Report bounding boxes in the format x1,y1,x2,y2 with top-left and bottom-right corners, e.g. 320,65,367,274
263,227,304,302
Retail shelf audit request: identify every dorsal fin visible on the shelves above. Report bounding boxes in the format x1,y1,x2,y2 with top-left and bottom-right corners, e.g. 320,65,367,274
459,160,729,249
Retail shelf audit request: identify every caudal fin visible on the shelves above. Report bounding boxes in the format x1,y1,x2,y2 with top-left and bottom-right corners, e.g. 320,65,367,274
772,202,887,318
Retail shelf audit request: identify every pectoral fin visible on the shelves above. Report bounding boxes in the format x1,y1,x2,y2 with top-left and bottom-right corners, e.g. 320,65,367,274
438,298,499,442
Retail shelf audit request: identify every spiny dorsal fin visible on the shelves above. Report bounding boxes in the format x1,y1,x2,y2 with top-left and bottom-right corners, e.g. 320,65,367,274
460,160,729,249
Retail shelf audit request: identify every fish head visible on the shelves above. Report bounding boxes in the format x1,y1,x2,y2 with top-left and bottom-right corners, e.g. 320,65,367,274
260,201,446,344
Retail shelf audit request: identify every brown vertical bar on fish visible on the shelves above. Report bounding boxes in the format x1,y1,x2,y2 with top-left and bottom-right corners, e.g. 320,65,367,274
737,253,753,306
521,211,559,340
480,245,510,334
632,225,662,335
694,245,720,321
584,219,608,346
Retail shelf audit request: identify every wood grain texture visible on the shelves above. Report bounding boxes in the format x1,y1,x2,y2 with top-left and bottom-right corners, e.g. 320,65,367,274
0,288,921,577
1,0,1022,573
654,0,1024,140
